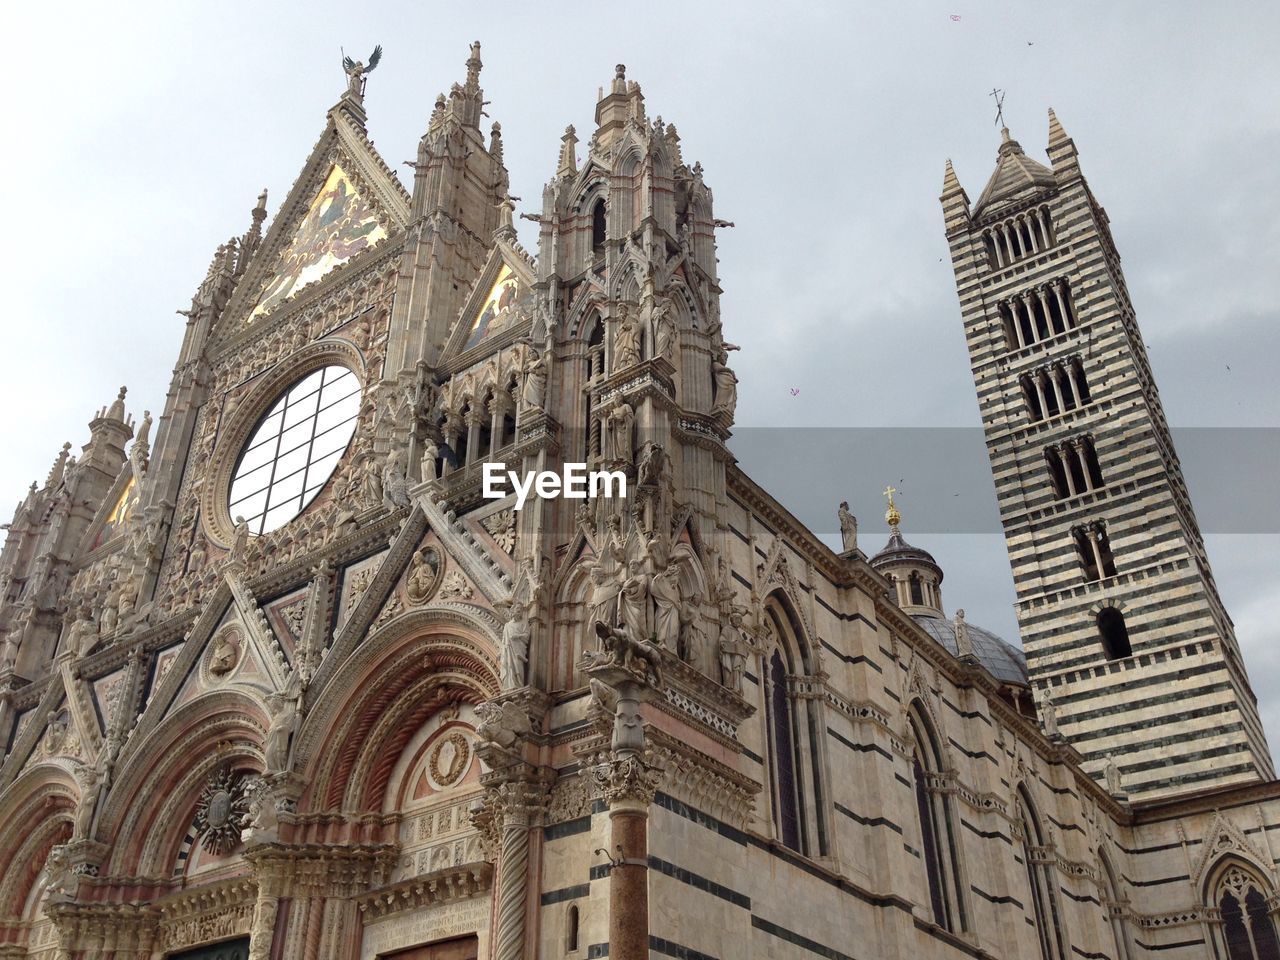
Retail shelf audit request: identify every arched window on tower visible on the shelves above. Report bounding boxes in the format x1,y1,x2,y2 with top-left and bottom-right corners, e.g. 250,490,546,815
591,199,607,256
1209,861,1280,960
1073,523,1117,582
1017,787,1067,960
909,707,967,933
762,597,828,857
909,573,925,606
1097,607,1133,660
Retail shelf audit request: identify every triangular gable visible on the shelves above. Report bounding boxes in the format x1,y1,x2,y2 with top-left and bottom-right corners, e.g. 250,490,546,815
216,103,410,336
441,243,538,362
77,465,139,555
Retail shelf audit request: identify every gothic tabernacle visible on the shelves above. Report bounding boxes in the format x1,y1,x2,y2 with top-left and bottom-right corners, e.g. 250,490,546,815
0,42,1275,960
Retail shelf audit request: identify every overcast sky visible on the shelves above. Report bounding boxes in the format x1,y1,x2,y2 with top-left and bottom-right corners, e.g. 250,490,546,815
6,3,1279,741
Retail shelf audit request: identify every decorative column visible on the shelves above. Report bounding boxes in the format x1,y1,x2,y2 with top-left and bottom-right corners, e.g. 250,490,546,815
1048,363,1067,411
583,651,664,960
1064,361,1083,408
1052,280,1071,329
1033,370,1050,418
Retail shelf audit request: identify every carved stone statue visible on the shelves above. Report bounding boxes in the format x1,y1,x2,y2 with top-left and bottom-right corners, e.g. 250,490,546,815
619,559,652,643
613,306,641,370
342,44,382,99
1040,689,1059,738
838,501,858,553
650,564,681,653
382,447,411,509
72,764,104,839
717,609,750,694
521,350,548,412
42,845,74,897
677,595,703,663
474,700,531,752
1103,753,1124,796
651,297,676,361
264,692,300,773
498,602,530,690
953,608,974,659
361,457,384,509
710,360,738,419
420,437,440,482
586,559,621,628
605,401,635,464
66,609,98,658
231,515,250,562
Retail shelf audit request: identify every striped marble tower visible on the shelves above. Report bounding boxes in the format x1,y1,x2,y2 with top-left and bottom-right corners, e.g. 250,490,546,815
941,111,1273,800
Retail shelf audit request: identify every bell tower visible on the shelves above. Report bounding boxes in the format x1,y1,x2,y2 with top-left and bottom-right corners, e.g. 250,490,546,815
942,111,1272,800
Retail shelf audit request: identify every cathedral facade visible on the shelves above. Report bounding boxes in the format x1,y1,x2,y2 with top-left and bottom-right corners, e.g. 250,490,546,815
0,43,1278,960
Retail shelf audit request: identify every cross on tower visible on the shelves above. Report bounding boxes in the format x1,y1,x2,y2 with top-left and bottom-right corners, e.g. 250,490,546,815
990,88,1007,127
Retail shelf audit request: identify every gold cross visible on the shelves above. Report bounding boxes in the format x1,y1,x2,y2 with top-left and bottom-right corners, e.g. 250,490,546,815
883,484,897,505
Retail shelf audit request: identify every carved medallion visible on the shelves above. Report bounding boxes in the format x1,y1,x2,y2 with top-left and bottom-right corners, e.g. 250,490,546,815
481,509,516,553
405,547,442,605
429,731,471,787
193,768,252,855
207,625,244,679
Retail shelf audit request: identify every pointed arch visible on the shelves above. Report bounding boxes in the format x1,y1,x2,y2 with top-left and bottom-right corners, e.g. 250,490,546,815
98,689,268,878
1015,784,1067,960
1206,857,1280,960
1098,846,1133,960
907,700,967,932
761,590,827,856
0,765,76,939
295,607,499,814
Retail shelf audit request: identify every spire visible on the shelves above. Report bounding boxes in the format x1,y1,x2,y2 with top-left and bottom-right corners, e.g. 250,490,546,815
45,443,72,489
556,125,578,178
465,40,483,90
239,188,269,269
1045,107,1079,177
455,41,485,128
940,158,971,232
972,124,1055,216
594,64,645,151
489,122,504,165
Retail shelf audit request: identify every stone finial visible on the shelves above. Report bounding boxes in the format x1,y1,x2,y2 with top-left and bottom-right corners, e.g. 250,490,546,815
46,443,72,488
490,121,504,163
557,125,578,178
466,41,483,88
106,387,127,422
253,188,268,223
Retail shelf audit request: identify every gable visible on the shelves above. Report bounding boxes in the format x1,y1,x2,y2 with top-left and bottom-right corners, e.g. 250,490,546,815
441,244,537,362
214,102,411,338
249,163,388,320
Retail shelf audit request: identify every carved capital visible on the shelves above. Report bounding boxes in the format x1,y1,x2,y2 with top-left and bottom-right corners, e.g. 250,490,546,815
590,751,665,810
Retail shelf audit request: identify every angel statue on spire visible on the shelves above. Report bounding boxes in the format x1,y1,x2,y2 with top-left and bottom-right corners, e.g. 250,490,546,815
342,45,383,99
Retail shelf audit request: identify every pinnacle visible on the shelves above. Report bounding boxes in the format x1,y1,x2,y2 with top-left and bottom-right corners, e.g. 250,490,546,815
942,158,961,194
1047,107,1068,146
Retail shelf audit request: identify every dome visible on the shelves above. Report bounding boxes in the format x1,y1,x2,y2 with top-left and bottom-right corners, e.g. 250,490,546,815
912,613,1029,686
871,529,941,572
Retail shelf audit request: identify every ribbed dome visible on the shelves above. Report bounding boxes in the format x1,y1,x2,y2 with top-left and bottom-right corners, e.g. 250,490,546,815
912,614,1029,686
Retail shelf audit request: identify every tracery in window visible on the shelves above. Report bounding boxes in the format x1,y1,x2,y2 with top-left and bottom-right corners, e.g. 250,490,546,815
228,365,360,535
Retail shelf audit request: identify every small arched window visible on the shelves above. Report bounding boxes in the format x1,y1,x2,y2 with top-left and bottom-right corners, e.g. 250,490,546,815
1097,607,1132,660
591,200,607,255
1211,863,1280,960
909,573,925,606
565,903,580,953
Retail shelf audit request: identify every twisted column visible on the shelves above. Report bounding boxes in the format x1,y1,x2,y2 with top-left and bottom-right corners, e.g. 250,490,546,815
493,792,534,960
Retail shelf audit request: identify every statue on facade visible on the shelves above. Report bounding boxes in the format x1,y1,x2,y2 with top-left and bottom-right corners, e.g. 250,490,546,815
264,691,300,774
521,349,548,412
72,763,104,839
382,446,411,509
619,559,652,643
838,501,858,553
1103,753,1125,796
717,609,750,694
405,548,441,605
586,558,621,627
953,608,974,659
342,44,382,99
677,595,703,663
361,456,384,510
612,305,642,370
1039,688,1059,739
420,436,440,482
710,359,738,419
605,401,635,464
651,296,676,361
650,563,681,654
497,600,530,690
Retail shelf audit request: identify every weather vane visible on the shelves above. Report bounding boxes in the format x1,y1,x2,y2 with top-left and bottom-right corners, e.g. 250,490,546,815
342,44,383,100
990,88,1007,127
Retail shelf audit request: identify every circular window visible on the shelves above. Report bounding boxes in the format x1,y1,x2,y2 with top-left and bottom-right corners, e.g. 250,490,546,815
228,365,361,535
